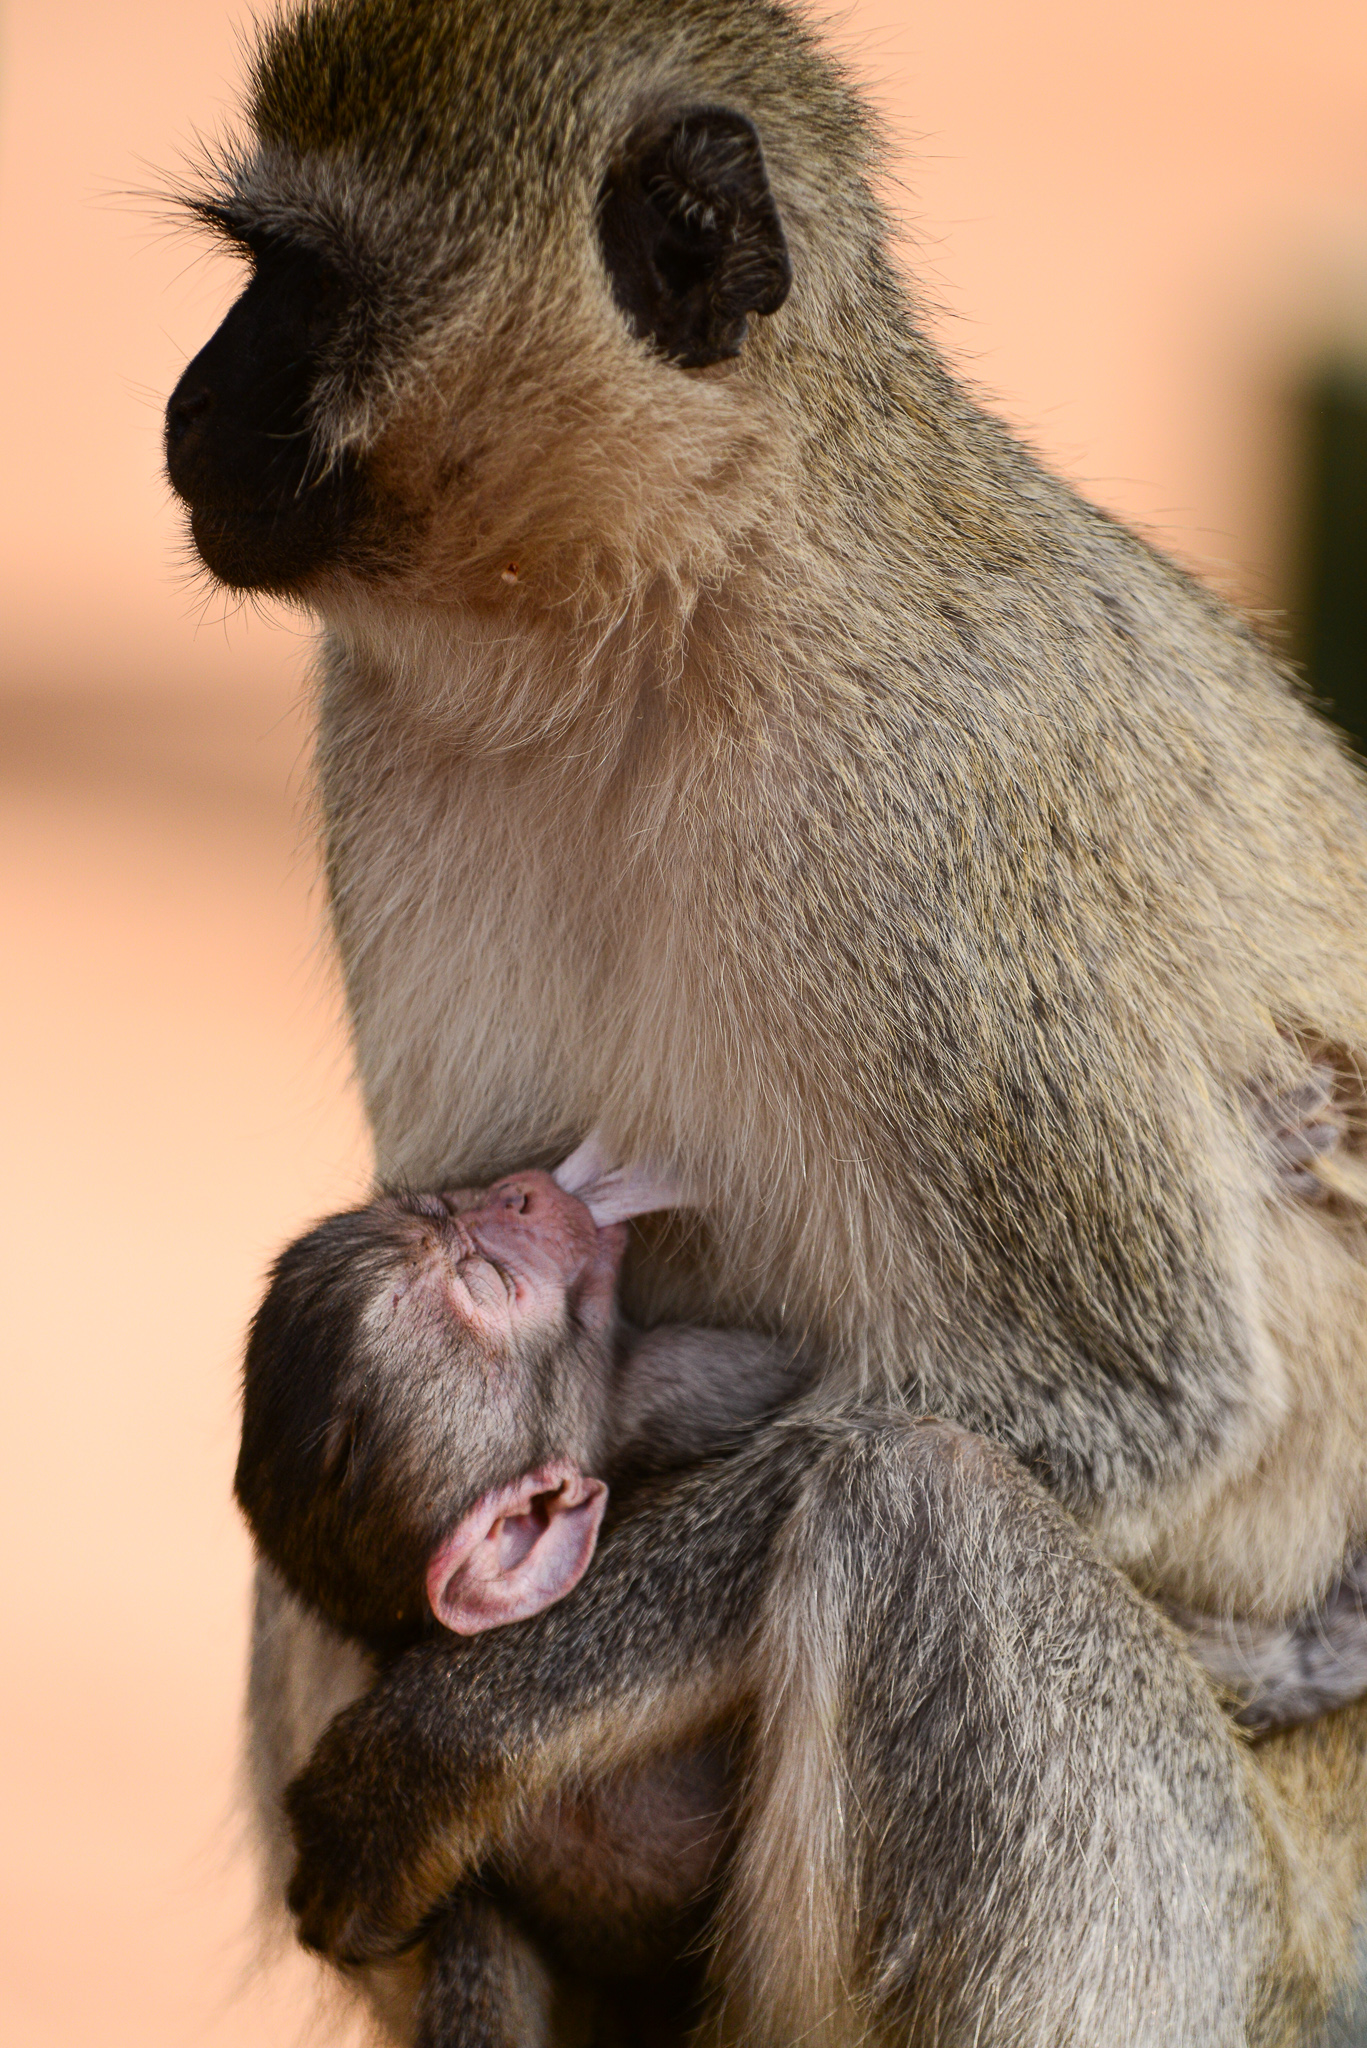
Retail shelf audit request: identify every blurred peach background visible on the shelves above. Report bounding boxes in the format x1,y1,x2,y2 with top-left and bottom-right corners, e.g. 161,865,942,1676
2,3,1365,2044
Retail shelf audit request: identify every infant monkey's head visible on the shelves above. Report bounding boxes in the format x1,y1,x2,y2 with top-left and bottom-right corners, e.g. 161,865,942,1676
237,1160,657,1649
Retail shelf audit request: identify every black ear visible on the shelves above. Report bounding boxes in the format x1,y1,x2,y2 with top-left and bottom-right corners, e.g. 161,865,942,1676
598,106,792,368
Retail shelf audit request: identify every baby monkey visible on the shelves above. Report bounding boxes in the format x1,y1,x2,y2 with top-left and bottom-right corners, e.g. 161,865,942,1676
236,1139,810,2043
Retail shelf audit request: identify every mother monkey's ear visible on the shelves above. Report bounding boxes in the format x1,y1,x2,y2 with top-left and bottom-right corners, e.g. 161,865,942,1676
597,106,793,367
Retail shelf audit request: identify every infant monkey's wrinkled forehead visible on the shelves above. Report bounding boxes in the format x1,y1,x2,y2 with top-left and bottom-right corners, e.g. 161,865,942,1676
372,1168,621,1353
366,1139,687,1352
235,1142,688,1647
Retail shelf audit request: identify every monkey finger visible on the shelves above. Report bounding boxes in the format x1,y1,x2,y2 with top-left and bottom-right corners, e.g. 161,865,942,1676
285,1761,447,1963
286,1824,434,1965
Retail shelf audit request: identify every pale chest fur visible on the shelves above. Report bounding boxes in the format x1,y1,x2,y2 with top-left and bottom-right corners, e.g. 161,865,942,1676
317,652,922,1369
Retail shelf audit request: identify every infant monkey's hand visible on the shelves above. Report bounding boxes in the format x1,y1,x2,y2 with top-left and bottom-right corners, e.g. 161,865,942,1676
286,1706,426,1963
285,1658,489,1964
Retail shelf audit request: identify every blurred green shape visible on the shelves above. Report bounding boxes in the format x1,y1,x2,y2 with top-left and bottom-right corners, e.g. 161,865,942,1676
1299,360,1367,749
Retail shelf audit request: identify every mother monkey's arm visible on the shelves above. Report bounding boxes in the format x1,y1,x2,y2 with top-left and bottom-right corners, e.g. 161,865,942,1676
283,1410,1305,2048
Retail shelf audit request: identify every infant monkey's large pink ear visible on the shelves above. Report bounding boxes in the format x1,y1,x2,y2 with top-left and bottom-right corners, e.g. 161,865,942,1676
425,1464,608,1635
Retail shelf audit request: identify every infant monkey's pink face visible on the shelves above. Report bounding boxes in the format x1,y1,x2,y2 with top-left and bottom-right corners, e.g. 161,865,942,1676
398,1171,622,1636
406,1169,624,1353
390,1150,687,1635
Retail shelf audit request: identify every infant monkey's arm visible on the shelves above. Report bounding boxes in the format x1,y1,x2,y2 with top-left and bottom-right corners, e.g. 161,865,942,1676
611,1326,815,1478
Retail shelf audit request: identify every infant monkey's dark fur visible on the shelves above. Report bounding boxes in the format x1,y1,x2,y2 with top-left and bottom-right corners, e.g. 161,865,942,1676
237,1161,808,2041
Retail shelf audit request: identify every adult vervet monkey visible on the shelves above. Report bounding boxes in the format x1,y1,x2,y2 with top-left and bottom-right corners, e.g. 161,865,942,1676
166,0,1367,2040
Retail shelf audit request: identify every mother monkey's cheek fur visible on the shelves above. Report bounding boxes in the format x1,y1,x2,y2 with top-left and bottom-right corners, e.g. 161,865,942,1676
174,1,1367,2045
